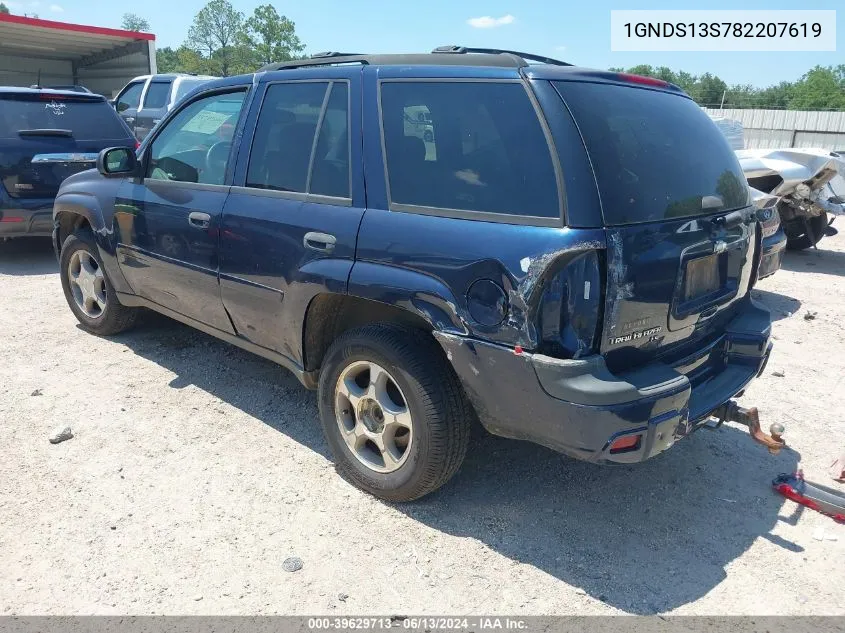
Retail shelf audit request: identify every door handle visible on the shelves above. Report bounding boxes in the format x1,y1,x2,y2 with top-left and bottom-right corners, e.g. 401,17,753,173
303,231,336,253
124,116,135,124
188,211,211,229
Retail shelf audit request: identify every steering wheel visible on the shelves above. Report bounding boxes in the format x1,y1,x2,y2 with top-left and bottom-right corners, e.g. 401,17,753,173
204,141,232,183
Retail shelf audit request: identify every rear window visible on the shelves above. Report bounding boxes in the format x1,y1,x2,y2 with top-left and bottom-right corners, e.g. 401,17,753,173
143,82,171,109
380,81,559,220
173,79,208,104
554,82,749,225
0,94,129,140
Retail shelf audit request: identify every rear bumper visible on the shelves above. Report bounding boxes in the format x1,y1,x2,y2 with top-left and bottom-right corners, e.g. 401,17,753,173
0,201,55,238
436,299,772,464
758,227,787,280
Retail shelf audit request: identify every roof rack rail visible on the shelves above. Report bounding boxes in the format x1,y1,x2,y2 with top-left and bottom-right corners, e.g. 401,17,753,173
431,45,572,67
259,53,369,72
309,51,364,59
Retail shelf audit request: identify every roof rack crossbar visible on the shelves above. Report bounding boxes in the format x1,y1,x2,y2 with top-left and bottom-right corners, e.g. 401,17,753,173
431,45,572,67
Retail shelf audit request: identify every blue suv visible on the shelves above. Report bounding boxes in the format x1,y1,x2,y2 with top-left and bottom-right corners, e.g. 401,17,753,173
52,48,776,501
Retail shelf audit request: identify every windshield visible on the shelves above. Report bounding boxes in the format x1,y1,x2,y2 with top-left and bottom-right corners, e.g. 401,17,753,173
554,81,749,225
0,94,128,140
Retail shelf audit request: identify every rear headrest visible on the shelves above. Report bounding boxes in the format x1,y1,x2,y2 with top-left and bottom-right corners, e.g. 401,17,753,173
273,122,317,151
394,135,426,164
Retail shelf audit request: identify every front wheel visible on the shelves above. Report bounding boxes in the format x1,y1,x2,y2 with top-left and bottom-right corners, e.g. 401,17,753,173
318,325,472,502
785,214,828,250
59,229,137,336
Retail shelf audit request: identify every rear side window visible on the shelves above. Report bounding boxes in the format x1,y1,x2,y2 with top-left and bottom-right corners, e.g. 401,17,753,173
0,95,129,140
246,81,351,199
380,81,559,220
116,82,144,112
143,82,171,109
554,81,749,225
174,79,208,104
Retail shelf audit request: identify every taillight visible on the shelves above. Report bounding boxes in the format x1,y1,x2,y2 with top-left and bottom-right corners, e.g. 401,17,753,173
535,250,602,359
616,73,669,88
135,141,141,150
609,434,642,453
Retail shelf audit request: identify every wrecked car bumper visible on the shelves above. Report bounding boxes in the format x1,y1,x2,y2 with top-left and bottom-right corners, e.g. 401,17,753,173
436,300,771,464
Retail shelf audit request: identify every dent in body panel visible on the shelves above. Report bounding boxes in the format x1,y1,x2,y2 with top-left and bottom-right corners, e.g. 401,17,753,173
604,231,634,333
353,208,607,352
52,171,134,294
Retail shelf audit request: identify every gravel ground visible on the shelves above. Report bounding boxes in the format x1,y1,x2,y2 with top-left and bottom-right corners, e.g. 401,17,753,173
0,232,843,616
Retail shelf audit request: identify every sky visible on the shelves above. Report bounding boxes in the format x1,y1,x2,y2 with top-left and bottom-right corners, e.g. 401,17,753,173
5,0,843,87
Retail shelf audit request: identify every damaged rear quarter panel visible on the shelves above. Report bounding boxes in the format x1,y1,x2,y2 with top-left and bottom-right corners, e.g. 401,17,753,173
351,207,606,350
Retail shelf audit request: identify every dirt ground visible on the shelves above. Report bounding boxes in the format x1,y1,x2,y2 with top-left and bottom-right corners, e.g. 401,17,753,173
0,231,843,616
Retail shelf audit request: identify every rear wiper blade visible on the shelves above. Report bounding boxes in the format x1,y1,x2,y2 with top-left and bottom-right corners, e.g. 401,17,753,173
18,129,73,137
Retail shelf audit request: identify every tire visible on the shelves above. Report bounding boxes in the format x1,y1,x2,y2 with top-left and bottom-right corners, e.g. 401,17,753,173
785,214,828,250
318,324,472,502
59,228,138,336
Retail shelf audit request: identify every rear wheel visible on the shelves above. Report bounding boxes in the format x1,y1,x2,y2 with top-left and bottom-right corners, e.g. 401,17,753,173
59,229,137,335
318,325,472,502
785,214,828,250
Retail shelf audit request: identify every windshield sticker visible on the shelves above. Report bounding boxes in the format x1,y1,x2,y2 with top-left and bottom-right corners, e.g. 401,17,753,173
45,101,66,116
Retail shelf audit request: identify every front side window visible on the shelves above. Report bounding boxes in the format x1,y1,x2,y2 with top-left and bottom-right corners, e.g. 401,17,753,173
246,81,350,199
146,90,246,185
380,81,559,219
143,82,171,109
116,82,144,112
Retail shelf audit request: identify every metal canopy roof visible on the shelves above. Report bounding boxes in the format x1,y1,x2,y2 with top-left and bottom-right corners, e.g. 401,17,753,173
0,14,154,66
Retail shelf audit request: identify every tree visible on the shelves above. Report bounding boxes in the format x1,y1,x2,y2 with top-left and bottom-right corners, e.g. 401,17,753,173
240,4,304,66
789,66,845,111
696,73,728,106
156,47,180,73
156,45,207,74
0,3,10,14
121,13,150,32
187,0,245,76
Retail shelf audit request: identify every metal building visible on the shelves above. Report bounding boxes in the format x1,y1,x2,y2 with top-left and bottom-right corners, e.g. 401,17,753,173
0,13,156,97
704,107,845,150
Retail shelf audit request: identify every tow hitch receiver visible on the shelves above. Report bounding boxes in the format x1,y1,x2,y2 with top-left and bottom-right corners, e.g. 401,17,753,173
712,401,786,454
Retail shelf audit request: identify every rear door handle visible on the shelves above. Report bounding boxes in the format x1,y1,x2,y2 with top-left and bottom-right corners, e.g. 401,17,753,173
303,231,336,253
188,211,211,229
124,116,135,124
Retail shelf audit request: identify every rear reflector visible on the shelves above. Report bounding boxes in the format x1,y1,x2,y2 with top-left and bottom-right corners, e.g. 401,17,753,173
1,216,24,223
609,434,642,453
617,73,669,88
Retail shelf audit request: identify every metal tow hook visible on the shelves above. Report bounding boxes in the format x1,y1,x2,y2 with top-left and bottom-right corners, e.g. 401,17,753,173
714,401,786,454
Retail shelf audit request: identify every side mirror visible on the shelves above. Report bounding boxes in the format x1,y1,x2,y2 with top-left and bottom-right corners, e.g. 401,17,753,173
97,147,139,178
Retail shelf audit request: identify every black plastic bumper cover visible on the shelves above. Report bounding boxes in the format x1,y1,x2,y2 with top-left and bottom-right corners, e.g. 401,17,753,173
436,300,771,464
0,205,53,237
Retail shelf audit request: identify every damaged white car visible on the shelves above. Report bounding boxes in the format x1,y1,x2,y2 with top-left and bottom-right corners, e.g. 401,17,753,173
738,148,845,251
